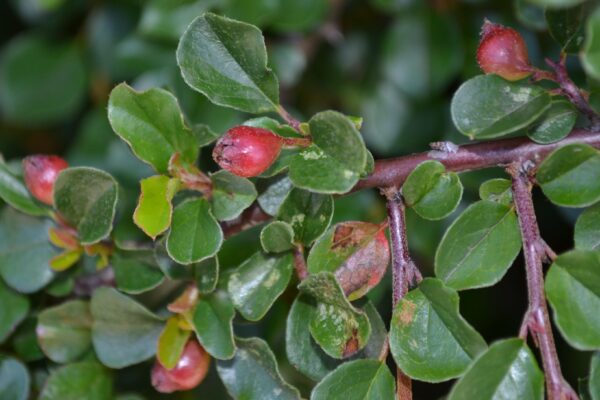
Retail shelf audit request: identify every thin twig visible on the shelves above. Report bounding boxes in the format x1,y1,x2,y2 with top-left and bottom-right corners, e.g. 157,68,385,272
293,244,308,280
508,163,578,400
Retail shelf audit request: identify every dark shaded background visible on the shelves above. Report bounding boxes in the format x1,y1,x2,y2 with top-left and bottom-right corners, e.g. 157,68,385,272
0,0,593,398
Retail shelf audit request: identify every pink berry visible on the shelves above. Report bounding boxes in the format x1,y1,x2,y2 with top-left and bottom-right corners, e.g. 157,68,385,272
22,155,68,206
151,340,210,393
212,126,283,177
477,20,531,81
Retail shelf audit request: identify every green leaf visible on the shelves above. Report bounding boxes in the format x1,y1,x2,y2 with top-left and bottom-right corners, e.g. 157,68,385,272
134,175,179,239
0,207,56,293
287,295,387,381
53,167,119,245
157,317,191,369
583,6,600,81
545,250,600,350
575,203,600,251
108,83,199,174
222,0,279,27
307,221,389,300
91,287,164,368
0,279,29,343
311,360,395,400
289,111,368,194
390,278,487,382
177,13,279,113
0,35,86,126
590,352,600,400
435,200,522,290
260,221,295,253
195,257,219,294
216,337,301,400
381,9,462,98
546,3,588,53
210,170,257,221
448,338,544,400
527,100,577,144
277,187,334,245
192,290,236,360
528,0,587,10
270,0,328,32
166,198,223,264
516,0,547,31
298,272,371,359
403,160,463,220
0,160,47,216
228,252,293,321
37,300,92,363
39,361,112,400
537,144,600,207
11,317,44,362
192,123,221,147
451,75,551,139
112,249,165,295
138,0,215,42
257,176,293,216
479,178,513,205
0,357,29,400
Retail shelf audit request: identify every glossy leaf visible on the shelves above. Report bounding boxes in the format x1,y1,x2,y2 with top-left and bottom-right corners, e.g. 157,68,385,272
435,201,522,290
527,100,577,144
112,249,165,295
166,198,223,264
0,357,29,400
195,257,219,294
0,207,56,293
259,221,294,254
546,3,588,53
134,175,179,239
177,13,279,113
451,75,551,139
108,83,198,174
583,6,600,81
479,178,513,205
403,160,463,220
0,280,29,343
37,300,92,363
277,187,334,245
216,337,301,400
91,287,164,368
286,295,387,381
575,203,600,251
39,361,112,400
257,176,293,216
545,250,600,350
157,317,191,369
311,359,395,400
0,35,86,126
389,278,487,382
307,221,389,300
228,252,293,321
0,160,47,216
289,111,368,194
537,144,600,207
191,290,236,360
53,167,118,245
210,170,257,221
298,272,371,359
448,339,544,400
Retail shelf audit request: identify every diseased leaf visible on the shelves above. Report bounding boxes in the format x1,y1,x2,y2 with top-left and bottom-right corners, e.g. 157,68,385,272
177,13,280,113
194,257,219,294
298,272,371,359
308,221,389,300
389,278,487,382
134,175,179,239
479,178,513,205
277,187,334,245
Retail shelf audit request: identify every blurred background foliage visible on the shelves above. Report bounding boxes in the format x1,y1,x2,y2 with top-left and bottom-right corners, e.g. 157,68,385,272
0,0,592,398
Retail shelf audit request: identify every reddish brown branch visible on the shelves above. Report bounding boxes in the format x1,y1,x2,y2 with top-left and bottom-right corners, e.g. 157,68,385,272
220,204,270,239
509,163,577,400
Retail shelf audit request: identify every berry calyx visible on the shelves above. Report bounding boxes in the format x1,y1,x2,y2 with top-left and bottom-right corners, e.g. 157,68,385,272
22,155,69,206
477,19,531,81
151,340,210,393
212,126,284,178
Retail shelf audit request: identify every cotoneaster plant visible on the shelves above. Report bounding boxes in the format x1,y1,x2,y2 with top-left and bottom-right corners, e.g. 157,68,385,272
1,2,600,400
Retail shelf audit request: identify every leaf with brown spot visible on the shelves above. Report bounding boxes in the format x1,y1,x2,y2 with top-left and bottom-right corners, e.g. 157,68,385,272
307,221,390,300
298,272,371,359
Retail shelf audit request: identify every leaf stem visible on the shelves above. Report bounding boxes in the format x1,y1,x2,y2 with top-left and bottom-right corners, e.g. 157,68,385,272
276,105,303,133
292,244,308,281
508,162,578,400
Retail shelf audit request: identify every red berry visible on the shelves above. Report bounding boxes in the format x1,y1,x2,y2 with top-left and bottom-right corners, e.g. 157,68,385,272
212,126,283,177
477,20,531,81
151,340,210,393
22,155,68,206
